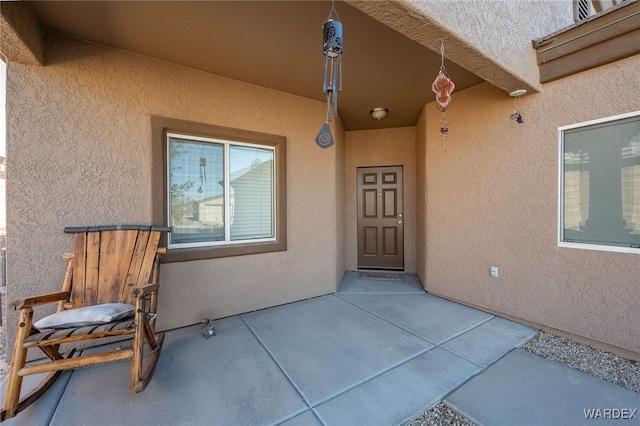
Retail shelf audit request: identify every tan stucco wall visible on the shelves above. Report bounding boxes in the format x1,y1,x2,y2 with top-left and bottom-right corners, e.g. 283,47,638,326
405,0,571,89
353,0,572,94
5,34,345,339
344,127,417,273
420,55,640,357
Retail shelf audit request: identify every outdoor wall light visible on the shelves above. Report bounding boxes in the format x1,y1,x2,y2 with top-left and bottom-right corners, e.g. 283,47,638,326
509,89,527,124
370,107,388,120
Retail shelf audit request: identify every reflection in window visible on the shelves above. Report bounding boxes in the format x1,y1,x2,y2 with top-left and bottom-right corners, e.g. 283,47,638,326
561,113,640,248
574,0,625,21
168,134,275,248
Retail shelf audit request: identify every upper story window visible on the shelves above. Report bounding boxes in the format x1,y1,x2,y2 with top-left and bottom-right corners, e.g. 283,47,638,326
535,0,639,83
574,0,628,21
151,116,287,262
559,111,640,252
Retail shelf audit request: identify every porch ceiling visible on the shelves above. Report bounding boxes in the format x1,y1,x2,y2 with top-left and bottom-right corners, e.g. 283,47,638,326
24,0,484,131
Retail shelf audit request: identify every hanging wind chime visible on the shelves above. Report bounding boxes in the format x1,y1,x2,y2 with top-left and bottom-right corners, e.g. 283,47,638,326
198,152,206,193
509,89,526,124
315,0,343,149
432,41,455,152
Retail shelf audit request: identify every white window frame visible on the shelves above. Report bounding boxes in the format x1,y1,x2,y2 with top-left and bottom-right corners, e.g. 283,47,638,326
558,110,640,254
166,132,277,250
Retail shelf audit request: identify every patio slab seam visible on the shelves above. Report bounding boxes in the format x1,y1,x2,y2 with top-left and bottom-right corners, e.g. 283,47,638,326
242,297,441,412
304,344,436,409
335,291,426,295
428,315,496,346
334,293,496,349
331,295,532,403
438,348,523,407
48,357,78,425
238,314,314,423
245,292,516,420
436,346,488,369
441,348,640,426
437,327,539,371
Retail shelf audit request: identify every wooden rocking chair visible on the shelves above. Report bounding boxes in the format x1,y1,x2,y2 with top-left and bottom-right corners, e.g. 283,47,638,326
1,225,171,421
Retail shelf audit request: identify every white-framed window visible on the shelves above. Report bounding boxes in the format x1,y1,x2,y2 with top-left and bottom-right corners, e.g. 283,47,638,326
167,132,276,249
558,111,640,253
573,0,626,22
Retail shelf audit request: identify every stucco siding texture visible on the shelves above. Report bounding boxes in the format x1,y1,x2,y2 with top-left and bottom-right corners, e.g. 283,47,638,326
405,0,570,88
345,127,417,273
422,55,640,355
354,0,571,94
6,34,342,335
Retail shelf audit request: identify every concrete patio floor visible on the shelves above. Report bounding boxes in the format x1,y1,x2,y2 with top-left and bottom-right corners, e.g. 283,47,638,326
2,272,638,425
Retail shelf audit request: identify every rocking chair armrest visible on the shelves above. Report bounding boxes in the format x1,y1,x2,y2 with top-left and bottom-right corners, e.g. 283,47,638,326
10,291,71,310
130,283,159,299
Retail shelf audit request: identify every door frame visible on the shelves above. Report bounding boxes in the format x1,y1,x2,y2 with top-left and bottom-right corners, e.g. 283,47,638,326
356,165,404,270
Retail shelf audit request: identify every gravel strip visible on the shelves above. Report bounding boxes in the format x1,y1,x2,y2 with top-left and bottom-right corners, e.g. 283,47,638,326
522,330,640,393
408,330,639,425
408,402,476,426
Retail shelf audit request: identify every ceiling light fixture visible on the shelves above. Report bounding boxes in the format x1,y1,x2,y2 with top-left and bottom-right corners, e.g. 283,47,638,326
370,107,388,120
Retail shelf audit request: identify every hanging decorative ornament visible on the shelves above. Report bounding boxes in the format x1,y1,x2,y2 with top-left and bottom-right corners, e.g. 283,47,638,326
432,41,455,152
439,116,449,152
509,89,526,124
198,153,206,193
315,0,343,149
316,122,334,148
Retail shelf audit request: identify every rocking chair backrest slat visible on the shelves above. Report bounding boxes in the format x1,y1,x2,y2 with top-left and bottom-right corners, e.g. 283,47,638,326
120,230,151,303
65,226,169,309
136,231,162,288
99,229,139,305
72,233,88,308
85,231,101,306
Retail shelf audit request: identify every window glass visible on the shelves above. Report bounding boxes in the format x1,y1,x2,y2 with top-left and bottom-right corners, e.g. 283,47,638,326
229,146,274,241
168,134,275,248
561,113,640,249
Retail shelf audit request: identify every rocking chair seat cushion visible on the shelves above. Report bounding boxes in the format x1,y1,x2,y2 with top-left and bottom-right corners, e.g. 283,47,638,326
33,303,136,330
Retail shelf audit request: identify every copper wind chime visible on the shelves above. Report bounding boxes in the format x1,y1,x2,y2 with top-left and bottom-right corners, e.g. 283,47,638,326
315,0,343,149
432,41,455,152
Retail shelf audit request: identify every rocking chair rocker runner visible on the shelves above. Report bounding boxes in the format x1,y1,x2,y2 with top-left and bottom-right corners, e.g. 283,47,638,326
1,225,171,421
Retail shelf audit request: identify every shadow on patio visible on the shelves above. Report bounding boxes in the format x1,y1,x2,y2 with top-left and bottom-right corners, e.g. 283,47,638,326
3,272,637,425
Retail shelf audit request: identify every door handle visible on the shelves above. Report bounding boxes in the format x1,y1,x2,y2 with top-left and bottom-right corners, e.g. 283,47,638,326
398,220,403,225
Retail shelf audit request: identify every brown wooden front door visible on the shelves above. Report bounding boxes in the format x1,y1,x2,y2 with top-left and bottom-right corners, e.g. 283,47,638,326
357,166,404,269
